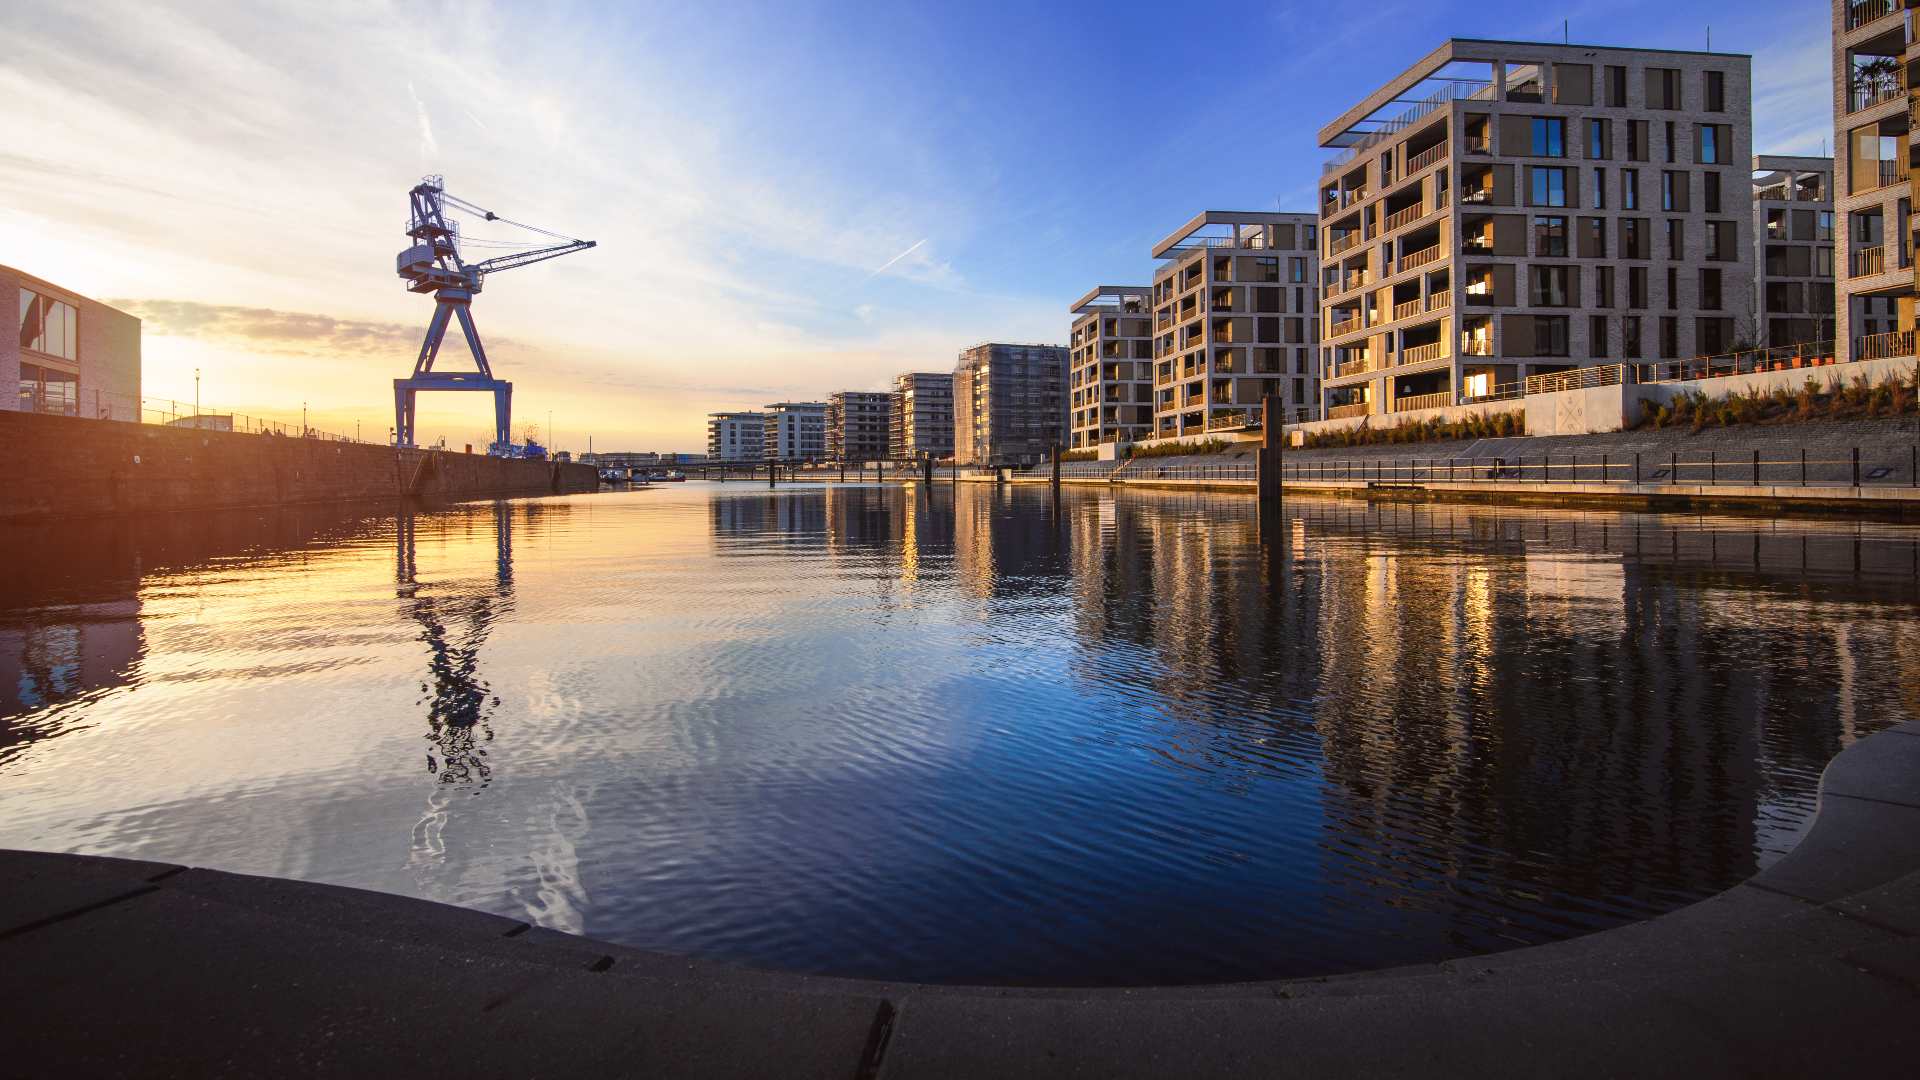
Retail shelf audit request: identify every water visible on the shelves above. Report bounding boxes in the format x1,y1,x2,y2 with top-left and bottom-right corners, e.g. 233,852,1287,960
2,484,1916,986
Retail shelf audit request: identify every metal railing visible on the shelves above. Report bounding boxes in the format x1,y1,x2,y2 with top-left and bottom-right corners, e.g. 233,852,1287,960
1280,446,1919,490
1322,80,1489,175
1637,340,1839,382
1391,298,1424,321
1329,315,1365,337
1850,82,1905,113
1333,354,1380,378
1853,244,1888,277
1391,390,1452,413
1846,0,1899,31
1427,291,1452,310
1328,231,1362,255
1205,411,1258,432
58,390,363,443
1857,329,1917,362
1461,380,1525,403
1407,141,1449,173
1400,340,1448,366
1399,245,1444,271
1525,364,1625,395
1328,402,1372,419
1122,462,1257,482
1382,202,1428,233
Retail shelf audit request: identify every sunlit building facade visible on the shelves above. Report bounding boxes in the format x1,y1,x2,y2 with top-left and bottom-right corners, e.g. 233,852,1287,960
1750,155,1835,348
1832,0,1918,363
952,343,1068,467
2,264,141,420
762,401,827,463
706,410,766,462
1068,285,1155,448
826,390,892,463
890,371,955,461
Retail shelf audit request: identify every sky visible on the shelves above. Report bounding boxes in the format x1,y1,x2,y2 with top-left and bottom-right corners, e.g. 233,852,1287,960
1,0,1833,452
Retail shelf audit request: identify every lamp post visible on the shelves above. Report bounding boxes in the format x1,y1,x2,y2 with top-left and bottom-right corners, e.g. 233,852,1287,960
194,368,200,423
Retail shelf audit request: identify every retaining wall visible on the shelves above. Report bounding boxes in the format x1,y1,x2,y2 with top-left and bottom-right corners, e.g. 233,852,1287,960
0,409,598,521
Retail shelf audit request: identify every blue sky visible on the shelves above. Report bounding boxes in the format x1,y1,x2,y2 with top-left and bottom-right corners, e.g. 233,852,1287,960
0,0,1833,449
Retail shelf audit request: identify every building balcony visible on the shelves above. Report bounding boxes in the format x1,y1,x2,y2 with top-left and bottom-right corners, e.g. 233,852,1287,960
1329,315,1365,337
1427,291,1452,310
1461,336,1494,357
1850,82,1907,115
1852,244,1889,276
1391,390,1453,413
1855,160,1910,195
1399,340,1449,366
1382,202,1430,234
1857,328,1916,361
1391,298,1424,321
1406,141,1448,174
1333,354,1380,379
1460,188,1493,205
1329,231,1363,256
1328,401,1372,419
1399,245,1444,272
1846,0,1901,33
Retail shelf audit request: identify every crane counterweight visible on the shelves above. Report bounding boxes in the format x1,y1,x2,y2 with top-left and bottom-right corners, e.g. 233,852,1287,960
391,175,594,452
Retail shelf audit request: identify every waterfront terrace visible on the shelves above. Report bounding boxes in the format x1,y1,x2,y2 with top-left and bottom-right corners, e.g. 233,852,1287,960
1318,40,1755,422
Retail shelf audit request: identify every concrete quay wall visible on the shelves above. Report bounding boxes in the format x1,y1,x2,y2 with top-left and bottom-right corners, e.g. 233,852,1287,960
2,722,1916,1076
0,409,598,521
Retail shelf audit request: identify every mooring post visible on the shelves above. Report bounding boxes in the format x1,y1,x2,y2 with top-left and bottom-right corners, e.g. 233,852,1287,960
1853,447,1862,488
840,460,845,483
768,460,777,489
1257,393,1282,503
922,451,934,486
878,459,885,482
1051,444,1062,489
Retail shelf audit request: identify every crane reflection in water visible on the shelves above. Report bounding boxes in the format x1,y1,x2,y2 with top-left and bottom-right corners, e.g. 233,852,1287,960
396,500,515,785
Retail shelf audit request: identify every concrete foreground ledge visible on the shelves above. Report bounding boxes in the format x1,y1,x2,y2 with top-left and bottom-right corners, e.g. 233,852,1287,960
4,723,1919,1077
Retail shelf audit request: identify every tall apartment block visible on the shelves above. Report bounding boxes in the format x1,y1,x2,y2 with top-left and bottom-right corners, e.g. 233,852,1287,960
1149,212,1322,438
706,411,765,462
1067,286,1155,448
1750,156,1835,348
1833,0,1917,363
890,371,954,461
1318,40,1753,419
826,390,892,463
762,401,826,462
952,343,1069,467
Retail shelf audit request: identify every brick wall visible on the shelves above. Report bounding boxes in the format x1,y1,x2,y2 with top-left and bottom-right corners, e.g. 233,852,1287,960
0,409,598,521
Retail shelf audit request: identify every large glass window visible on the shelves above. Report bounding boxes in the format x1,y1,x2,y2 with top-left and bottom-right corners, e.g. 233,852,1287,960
1698,124,1720,164
1535,316,1569,356
1531,117,1565,157
1530,266,1571,306
17,362,78,416
1534,215,1568,256
1531,167,1568,206
18,288,78,362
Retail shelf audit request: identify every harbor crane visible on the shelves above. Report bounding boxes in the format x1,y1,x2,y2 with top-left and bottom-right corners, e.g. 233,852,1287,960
392,176,595,451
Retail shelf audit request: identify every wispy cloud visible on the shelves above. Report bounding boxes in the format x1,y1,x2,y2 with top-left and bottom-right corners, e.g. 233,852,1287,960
407,81,438,163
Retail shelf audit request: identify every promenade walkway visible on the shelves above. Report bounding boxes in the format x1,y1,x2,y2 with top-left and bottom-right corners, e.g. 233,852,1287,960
4,723,1918,1077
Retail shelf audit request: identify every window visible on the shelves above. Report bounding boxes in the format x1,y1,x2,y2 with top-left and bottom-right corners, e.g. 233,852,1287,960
1623,168,1639,209
1531,166,1568,206
1593,168,1607,208
1698,124,1720,164
1535,316,1569,356
1622,218,1646,259
1607,65,1628,107
1588,119,1609,159
1584,217,1607,256
1597,265,1615,307
1531,266,1571,306
1666,219,1683,259
1289,257,1307,283
1628,121,1649,161
1817,247,1834,276
1706,220,1733,260
1703,171,1721,213
1629,266,1649,307
1532,117,1565,157
1817,211,1834,241
1664,121,1676,163
1590,316,1609,357
1623,315,1643,358
1535,215,1568,256
1651,68,1682,109
1660,316,1679,359
17,362,78,416
1700,268,1722,310
1662,172,1678,210
1667,267,1679,310
1253,256,1280,282
18,288,78,362
1705,70,1725,113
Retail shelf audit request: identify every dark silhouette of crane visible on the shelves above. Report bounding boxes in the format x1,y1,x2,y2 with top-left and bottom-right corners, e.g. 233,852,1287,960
392,176,594,452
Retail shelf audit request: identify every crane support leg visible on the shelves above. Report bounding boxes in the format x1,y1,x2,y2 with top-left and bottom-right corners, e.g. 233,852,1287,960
392,287,512,451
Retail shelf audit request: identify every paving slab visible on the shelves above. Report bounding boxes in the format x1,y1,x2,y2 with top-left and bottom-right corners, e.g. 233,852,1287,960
0,848,180,937
1819,727,1920,806
1749,794,1920,903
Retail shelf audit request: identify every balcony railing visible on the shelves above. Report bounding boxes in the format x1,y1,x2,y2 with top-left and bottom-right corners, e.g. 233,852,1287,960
1525,364,1625,395
1859,159,1909,192
1382,203,1427,233
1337,270,1373,295
1322,79,1490,175
1464,136,1490,155
1329,315,1365,337
1407,141,1449,174
1329,231,1362,255
1333,354,1379,378
1850,82,1905,114
1205,410,1257,432
1857,329,1917,361
1461,188,1492,204
1460,336,1494,357
1852,244,1888,277
1391,390,1453,413
1391,298,1424,321
1400,340,1448,366
1845,0,1899,31
1399,245,1444,271
1428,291,1452,310
1328,402,1372,419
1461,380,1524,403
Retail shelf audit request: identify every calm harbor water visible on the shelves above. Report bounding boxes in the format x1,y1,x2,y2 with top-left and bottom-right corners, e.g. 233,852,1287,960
2,483,1917,986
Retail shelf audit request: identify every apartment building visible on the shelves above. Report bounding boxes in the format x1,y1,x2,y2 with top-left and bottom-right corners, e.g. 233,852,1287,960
1149,212,1322,438
951,343,1068,467
762,401,827,462
890,371,954,461
1318,40,1754,419
706,411,765,462
1067,286,1155,448
3,264,141,420
1833,0,1918,363
826,390,892,463
1751,156,1836,348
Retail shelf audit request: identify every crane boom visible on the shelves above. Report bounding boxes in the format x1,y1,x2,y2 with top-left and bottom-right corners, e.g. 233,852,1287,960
471,239,597,280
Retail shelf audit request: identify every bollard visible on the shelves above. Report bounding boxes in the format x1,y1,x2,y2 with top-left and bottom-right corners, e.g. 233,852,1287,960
1670,451,1678,486
1632,452,1640,485
1709,450,1716,485
1801,448,1808,487
1753,449,1760,487
1852,447,1861,488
